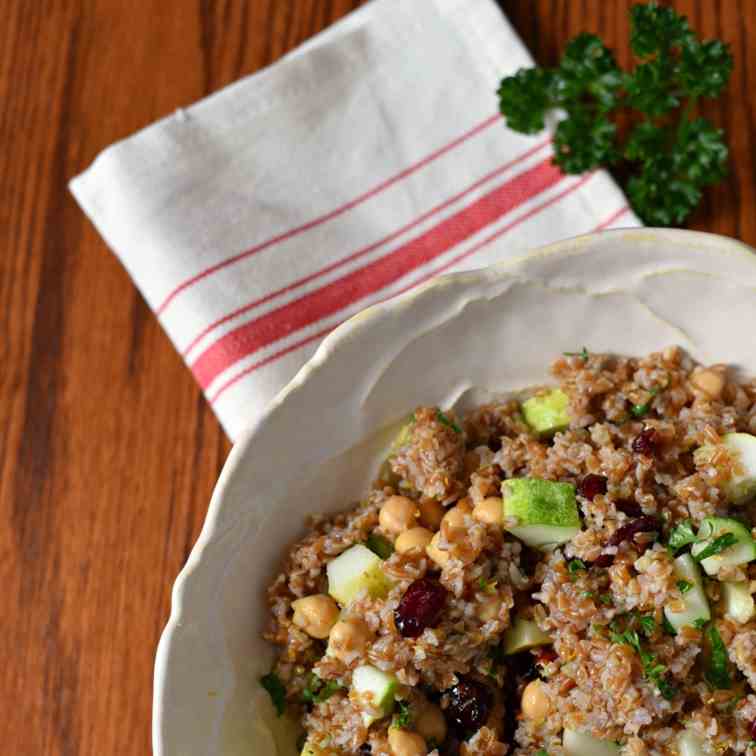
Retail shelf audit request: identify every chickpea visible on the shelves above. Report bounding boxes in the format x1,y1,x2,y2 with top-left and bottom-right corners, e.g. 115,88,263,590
426,532,450,567
327,618,372,661
388,728,427,756
395,527,434,554
473,497,503,525
418,498,445,530
478,595,501,622
291,594,340,639
691,367,726,399
379,495,420,535
521,679,550,723
415,702,447,743
442,499,472,531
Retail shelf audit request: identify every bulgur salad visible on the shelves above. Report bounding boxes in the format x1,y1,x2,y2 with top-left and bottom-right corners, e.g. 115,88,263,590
261,348,756,756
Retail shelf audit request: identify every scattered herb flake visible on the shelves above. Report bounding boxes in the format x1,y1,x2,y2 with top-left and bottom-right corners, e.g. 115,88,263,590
302,673,342,705
599,594,613,606
568,558,587,574
677,580,693,594
693,532,738,563
394,700,413,728
478,577,498,594
638,614,657,637
704,624,732,690
436,409,462,434
693,618,708,630
563,347,589,360
667,519,699,553
365,533,394,560
582,591,595,599
260,672,286,716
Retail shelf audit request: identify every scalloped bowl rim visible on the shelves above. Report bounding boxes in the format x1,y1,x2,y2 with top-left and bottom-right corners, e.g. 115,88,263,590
153,227,756,754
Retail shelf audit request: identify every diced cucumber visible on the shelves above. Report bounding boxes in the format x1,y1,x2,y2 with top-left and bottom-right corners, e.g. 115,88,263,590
563,729,621,756
327,545,393,606
722,581,755,624
351,664,397,727
502,478,581,549
503,617,552,655
522,389,570,436
664,554,710,632
677,729,709,756
695,432,756,504
690,516,756,576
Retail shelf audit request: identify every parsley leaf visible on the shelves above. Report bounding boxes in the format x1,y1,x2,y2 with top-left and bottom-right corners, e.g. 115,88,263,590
677,580,693,594
365,533,394,560
260,672,287,716
693,618,708,630
478,577,498,594
638,614,657,637
563,347,589,360
610,625,677,699
704,624,732,689
667,519,698,553
568,558,587,574
394,700,413,728
693,533,738,563
436,409,462,434
496,2,732,226
301,673,341,705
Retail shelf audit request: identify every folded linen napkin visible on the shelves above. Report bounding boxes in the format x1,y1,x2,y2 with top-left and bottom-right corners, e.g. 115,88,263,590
70,0,639,440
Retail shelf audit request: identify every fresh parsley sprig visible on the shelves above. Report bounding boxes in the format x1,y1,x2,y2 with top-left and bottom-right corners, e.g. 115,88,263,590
497,3,732,226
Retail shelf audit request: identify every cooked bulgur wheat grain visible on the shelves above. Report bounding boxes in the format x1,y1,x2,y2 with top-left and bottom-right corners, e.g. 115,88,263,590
263,349,756,755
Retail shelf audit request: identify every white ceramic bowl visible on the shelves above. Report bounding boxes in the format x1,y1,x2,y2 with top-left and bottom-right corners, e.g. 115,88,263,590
153,228,756,756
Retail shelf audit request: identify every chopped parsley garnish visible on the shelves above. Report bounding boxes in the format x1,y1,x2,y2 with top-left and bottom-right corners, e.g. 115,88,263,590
535,751,550,756
631,388,660,418
637,613,657,637
568,558,587,574
693,617,708,630
692,532,738,562
704,624,732,690
436,409,462,434
394,700,413,728
582,591,595,599
301,673,341,705
478,577,498,594
365,533,394,560
563,347,589,360
610,626,677,699
496,3,732,226
599,593,613,606
677,580,693,594
260,672,287,716
667,519,698,553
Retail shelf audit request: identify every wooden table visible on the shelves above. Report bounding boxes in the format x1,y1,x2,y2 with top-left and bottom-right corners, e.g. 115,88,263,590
2,1,754,753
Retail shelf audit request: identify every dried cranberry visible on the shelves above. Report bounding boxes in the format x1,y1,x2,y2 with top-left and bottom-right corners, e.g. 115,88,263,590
592,553,614,568
394,577,448,638
445,678,492,732
536,647,557,665
577,474,608,500
608,515,659,547
632,427,659,456
615,499,643,518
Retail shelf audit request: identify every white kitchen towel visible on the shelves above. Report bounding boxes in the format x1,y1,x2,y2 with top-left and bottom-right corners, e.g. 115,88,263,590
70,0,639,441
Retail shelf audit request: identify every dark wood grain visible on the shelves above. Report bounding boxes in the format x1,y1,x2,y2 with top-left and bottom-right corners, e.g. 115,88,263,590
1,2,754,754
